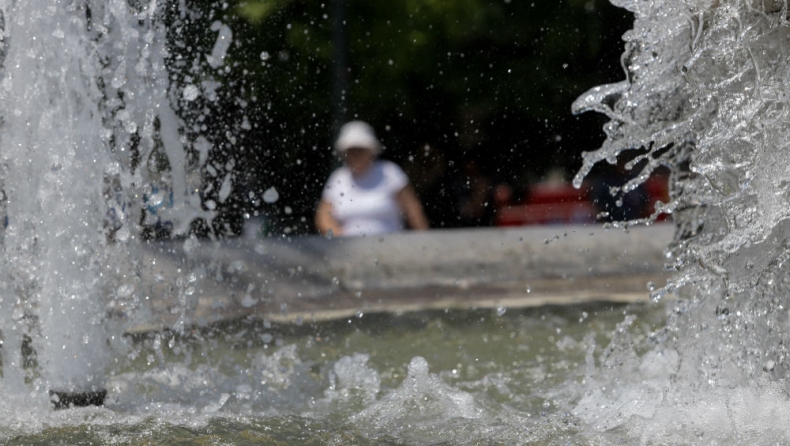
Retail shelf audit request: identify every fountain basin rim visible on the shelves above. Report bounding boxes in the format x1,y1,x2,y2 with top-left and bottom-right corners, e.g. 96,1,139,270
125,223,675,334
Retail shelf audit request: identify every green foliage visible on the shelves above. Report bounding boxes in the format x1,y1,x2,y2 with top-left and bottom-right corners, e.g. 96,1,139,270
236,0,292,23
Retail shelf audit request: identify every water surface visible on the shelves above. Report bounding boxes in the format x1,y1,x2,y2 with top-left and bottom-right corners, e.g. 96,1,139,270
2,301,668,445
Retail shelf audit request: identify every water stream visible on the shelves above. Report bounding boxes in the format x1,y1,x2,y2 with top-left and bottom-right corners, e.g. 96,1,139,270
571,0,790,442
1,0,789,444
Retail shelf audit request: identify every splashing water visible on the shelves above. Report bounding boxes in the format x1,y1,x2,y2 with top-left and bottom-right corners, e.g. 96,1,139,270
1,0,789,443
0,1,209,396
573,0,790,441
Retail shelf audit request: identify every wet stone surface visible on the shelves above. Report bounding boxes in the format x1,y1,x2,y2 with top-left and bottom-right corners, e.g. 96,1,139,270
125,224,674,333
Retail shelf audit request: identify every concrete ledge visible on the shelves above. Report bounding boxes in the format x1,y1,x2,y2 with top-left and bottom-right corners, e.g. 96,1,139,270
127,223,675,332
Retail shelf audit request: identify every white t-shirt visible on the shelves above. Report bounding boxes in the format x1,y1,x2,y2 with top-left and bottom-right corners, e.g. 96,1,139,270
321,160,409,236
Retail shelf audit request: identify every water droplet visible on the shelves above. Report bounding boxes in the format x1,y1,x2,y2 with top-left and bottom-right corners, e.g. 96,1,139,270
116,227,130,242
263,187,279,203
183,84,199,101
496,306,507,316
240,295,257,307
117,283,135,298
150,192,166,207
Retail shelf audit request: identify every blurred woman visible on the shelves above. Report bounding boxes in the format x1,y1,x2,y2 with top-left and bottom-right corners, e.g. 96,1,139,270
315,121,429,236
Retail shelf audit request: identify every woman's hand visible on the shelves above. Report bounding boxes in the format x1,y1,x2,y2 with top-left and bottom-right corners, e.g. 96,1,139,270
314,199,343,236
397,184,429,230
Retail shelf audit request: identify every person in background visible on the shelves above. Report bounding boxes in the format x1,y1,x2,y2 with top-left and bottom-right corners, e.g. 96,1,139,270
315,121,429,237
453,158,494,227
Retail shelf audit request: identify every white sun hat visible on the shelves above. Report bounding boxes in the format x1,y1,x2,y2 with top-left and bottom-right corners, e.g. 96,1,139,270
334,121,382,154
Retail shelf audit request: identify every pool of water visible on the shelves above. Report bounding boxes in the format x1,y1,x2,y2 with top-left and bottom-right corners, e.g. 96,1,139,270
0,301,668,444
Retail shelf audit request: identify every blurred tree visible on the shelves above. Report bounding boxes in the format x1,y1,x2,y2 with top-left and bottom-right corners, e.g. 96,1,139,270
169,0,631,235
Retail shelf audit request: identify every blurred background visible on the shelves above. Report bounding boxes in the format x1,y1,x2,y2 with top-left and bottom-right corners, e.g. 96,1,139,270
160,0,667,238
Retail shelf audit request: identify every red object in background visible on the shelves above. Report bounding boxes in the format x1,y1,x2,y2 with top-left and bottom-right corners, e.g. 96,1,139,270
494,183,597,226
643,175,671,222
493,174,671,226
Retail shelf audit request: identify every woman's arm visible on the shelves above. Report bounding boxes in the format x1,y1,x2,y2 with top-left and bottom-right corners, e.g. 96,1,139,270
396,184,430,230
315,199,343,236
